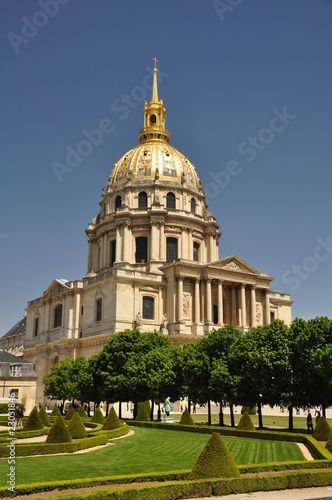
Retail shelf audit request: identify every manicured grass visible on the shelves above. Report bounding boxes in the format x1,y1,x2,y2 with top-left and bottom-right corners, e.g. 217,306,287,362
0,426,305,486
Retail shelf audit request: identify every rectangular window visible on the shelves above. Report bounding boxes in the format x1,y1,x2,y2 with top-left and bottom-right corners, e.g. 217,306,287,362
270,311,275,322
10,389,19,399
136,237,148,263
166,238,177,263
143,296,154,320
193,242,199,262
34,317,39,337
10,365,21,377
96,298,102,322
110,240,116,266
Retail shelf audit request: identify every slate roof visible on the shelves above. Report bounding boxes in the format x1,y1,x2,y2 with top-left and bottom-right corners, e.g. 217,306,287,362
1,316,26,340
0,350,30,364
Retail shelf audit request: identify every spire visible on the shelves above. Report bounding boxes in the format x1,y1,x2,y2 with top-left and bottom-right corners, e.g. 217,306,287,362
150,56,159,103
138,58,171,144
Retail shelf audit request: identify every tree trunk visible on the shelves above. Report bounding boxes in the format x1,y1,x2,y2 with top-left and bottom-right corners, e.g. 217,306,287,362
219,401,224,426
150,400,154,421
288,405,293,431
118,401,122,419
230,403,235,427
188,399,191,414
208,400,211,425
157,402,161,421
257,401,263,429
133,402,137,420
322,405,326,418
106,402,109,417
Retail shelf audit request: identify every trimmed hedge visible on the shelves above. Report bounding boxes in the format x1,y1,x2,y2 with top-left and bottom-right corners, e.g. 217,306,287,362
238,411,256,431
78,406,88,419
50,405,61,417
135,407,150,422
179,410,195,426
22,406,44,431
38,406,50,426
91,407,105,424
0,423,130,457
313,416,331,441
46,416,72,443
190,432,240,479
67,412,87,439
64,405,76,420
103,407,122,430
3,469,331,500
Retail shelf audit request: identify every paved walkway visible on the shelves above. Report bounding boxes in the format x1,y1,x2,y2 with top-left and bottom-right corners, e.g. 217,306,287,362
191,487,332,499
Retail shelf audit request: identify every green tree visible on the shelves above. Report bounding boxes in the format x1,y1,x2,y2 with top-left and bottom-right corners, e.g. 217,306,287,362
43,358,75,404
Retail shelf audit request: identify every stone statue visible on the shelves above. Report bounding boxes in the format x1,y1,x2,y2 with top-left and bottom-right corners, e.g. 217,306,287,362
136,312,142,327
164,397,171,417
161,314,167,330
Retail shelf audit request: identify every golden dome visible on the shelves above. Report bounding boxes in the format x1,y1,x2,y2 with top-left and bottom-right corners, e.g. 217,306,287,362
107,59,202,191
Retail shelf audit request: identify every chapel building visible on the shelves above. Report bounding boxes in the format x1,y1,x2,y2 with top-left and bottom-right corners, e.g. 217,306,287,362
0,62,292,405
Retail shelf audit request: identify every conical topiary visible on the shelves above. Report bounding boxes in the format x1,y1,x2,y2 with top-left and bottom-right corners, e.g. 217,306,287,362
64,405,76,420
179,410,195,426
78,406,88,419
241,405,256,416
137,401,150,418
67,411,87,439
238,411,256,431
46,416,72,443
91,407,105,424
313,416,332,441
51,405,61,417
326,435,332,453
190,432,240,480
135,406,149,421
22,406,44,431
38,406,50,426
103,407,122,430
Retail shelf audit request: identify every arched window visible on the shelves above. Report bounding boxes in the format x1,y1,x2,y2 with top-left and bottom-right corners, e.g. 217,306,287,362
166,237,177,263
143,296,154,319
33,317,39,337
96,298,102,322
110,240,116,266
136,237,148,263
115,195,121,212
138,191,148,209
190,198,196,214
53,356,59,365
193,242,200,262
53,304,62,328
150,114,156,126
166,192,176,209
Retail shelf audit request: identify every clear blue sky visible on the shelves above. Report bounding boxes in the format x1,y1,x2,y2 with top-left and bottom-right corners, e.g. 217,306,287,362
1,0,332,336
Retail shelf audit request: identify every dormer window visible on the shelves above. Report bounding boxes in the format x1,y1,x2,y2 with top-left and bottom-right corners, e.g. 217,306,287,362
10,365,21,377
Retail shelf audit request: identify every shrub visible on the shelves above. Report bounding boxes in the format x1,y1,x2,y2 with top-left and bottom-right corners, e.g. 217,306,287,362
179,410,195,426
64,405,76,420
51,405,61,417
238,411,256,431
67,412,87,439
313,416,332,441
38,406,50,427
103,407,122,430
326,435,332,453
241,405,256,415
135,407,150,422
190,432,240,480
91,407,105,424
137,401,150,418
46,416,72,443
22,406,44,431
0,402,25,415
78,406,88,418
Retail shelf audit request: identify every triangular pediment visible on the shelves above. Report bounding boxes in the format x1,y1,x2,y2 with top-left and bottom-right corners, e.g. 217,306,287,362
210,256,260,275
42,279,70,299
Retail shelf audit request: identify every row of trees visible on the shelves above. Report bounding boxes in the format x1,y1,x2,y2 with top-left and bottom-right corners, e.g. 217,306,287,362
43,317,332,430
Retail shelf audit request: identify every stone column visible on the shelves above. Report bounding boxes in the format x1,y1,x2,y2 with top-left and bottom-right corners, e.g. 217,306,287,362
178,277,184,322
73,292,81,339
151,222,157,260
209,234,214,262
195,279,200,323
158,286,163,324
218,280,224,326
122,224,128,261
241,284,247,328
264,289,270,325
115,224,121,263
231,285,237,326
99,235,104,269
188,230,193,260
250,286,257,327
159,223,164,261
87,239,92,272
103,233,108,267
206,279,212,324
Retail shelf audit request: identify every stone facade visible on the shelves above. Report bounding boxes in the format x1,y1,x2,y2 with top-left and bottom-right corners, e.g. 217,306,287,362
0,63,292,406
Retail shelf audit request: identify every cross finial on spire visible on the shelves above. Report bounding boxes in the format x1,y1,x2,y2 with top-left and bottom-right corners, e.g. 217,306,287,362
153,56,158,69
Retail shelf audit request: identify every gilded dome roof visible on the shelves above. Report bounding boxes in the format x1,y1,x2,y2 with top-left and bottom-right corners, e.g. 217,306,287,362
108,142,201,189
107,59,202,191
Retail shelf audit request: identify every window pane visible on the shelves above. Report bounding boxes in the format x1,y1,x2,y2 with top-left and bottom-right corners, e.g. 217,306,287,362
191,198,196,213
96,298,102,321
110,240,116,266
54,305,62,328
193,242,199,262
166,238,177,263
34,317,39,337
166,192,175,209
115,195,121,212
143,297,154,319
138,192,147,208
136,237,148,263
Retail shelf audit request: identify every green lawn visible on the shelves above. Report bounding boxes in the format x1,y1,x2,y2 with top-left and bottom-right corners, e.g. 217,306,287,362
0,426,305,486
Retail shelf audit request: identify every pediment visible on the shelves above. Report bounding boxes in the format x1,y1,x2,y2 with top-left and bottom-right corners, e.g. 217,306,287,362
42,279,70,299
211,256,260,275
